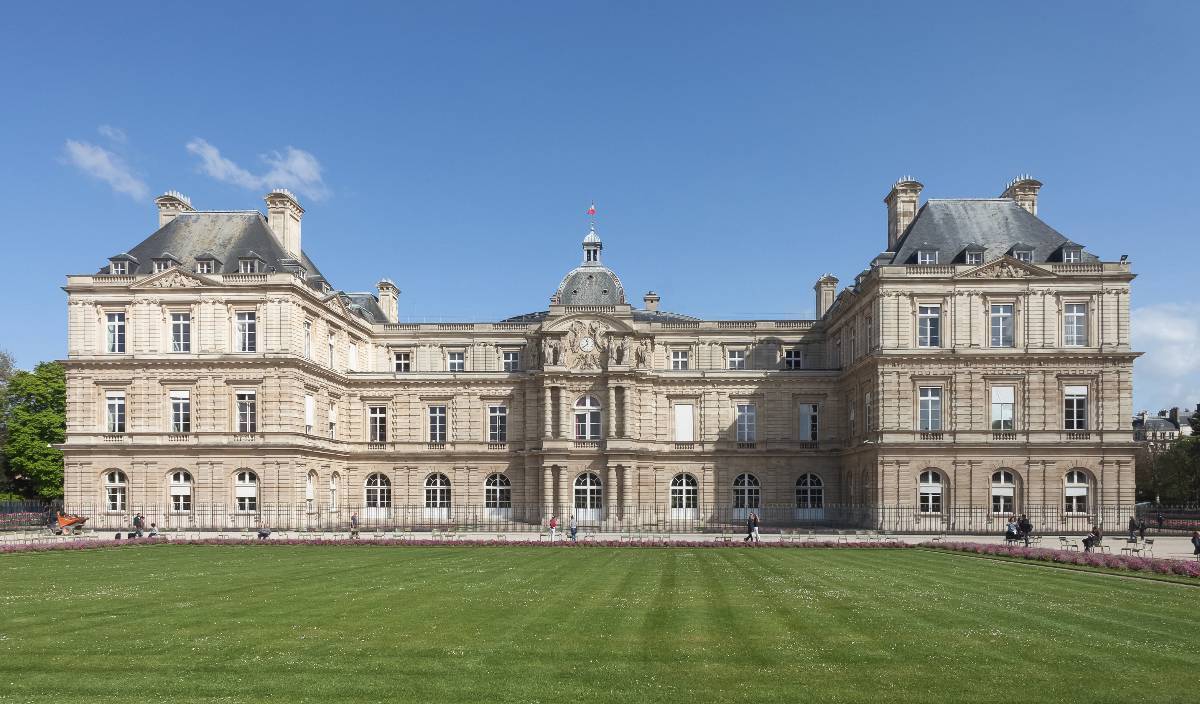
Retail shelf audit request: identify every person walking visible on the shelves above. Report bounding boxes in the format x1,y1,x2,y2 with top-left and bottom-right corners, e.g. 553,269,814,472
569,515,578,542
549,515,558,542
1191,531,1200,556
350,512,359,539
132,513,144,538
744,512,754,542
1157,512,1166,532
1138,518,1147,540
1127,516,1138,541
1018,514,1033,547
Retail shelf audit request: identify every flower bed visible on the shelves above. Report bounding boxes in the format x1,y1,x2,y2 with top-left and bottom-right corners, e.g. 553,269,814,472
925,541,1200,579
0,536,915,555
0,512,48,530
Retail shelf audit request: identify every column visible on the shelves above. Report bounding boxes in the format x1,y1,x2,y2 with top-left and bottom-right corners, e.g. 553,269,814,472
607,385,618,438
624,385,634,440
606,465,618,524
542,465,553,523
543,386,552,439
622,465,635,526
557,465,570,517
560,387,572,440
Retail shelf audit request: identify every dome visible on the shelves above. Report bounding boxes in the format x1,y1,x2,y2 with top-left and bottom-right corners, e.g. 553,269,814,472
555,266,625,305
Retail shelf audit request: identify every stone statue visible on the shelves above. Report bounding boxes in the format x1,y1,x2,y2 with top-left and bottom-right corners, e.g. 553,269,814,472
542,337,561,366
611,336,628,365
634,338,651,369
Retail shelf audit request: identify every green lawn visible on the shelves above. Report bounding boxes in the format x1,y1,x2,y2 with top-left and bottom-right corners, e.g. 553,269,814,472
1,546,1196,703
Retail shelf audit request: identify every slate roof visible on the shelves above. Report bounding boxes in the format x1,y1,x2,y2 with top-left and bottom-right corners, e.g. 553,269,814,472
500,309,700,324
888,199,1099,265
555,265,626,306
102,211,327,281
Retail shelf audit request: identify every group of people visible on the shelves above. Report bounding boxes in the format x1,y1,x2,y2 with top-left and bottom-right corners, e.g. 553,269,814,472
547,515,580,541
1003,514,1034,546
1127,516,1150,541
118,513,157,540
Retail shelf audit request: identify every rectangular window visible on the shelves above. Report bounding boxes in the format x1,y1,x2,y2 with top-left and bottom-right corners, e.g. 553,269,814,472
448,351,465,372
327,334,336,368
369,405,387,442
303,321,312,358
1013,250,1033,263
105,392,125,433
236,390,257,432
348,342,358,371
238,259,260,273
918,387,942,431
1064,303,1088,346
783,348,803,370
328,402,337,439
673,403,694,442
488,405,507,442
236,312,256,353
863,391,873,432
1064,385,1088,430
153,260,171,273
799,403,819,442
394,352,411,373
727,349,746,370
671,350,689,370
917,250,938,265
106,312,126,353
195,260,214,274
917,305,940,347
171,313,191,353
503,350,520,372
990,304,1014,348
965,251,983,265
1063,248,1081,263
110,261,128,275
990,386,1015,431
736,403,756,443
429,406,447,443
170,390,190,433
304,394,315,434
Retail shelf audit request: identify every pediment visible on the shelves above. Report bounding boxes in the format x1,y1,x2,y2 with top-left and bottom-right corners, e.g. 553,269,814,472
130,269,213,289
955,256,1052,280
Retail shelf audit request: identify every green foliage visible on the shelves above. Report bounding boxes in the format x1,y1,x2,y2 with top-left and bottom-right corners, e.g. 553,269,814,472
2,547,1198,702
1154,435,1200,504
2,361,65,499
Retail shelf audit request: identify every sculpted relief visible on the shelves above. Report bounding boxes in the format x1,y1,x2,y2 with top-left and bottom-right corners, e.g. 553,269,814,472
538,318,653,371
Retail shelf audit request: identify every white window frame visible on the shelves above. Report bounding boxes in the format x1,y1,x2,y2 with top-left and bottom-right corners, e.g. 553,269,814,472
238,259,261,274
574,396,602,441
1064,470,1090,514
990,385,1015,431
110,260,129,275
795,473,824,509
327,333,336,368
917,305,940,348
736,403,757,443
169,312,191,353
234,470,258,512
673,403,695,442
328,402,338,439
732,473,760,509
727,348,746,370
485,473,512,509
235,311,257,353
304,394,315,434
670,349,689,370
105,312,126,354
368,405,388,442
169,470,193,513
502,350,520,372
1013,249,1033,263
153,259,172,273
917,250,938,265
991,470,1016,514
170,390,190,433
105,391,126,433
303,321,312,358
195,260,214,274
670,473,698,510
798,403,819,442
235,390,257,433
1064,385,1088,430
965,250,984,265
104,470,128,512
990,303,1014,348
1063,247,1082,263
394,351,411,373
365,473,392,508
447,350,465,372
429,405,447,443
918,387,942,432
425,473,451,508
783,348,803,370
488,404,507,442
1063,302,1088,347
919,470,943,514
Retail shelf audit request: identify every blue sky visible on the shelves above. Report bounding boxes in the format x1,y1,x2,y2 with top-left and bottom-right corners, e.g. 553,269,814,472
1,1,1196,410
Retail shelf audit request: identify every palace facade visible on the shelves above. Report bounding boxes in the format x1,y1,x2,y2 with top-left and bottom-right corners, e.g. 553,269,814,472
60,177,1139,532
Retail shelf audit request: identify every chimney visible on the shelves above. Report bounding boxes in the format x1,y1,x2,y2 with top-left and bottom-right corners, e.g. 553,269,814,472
883,177,922,251
1001,175,1042,216
643,291,660,312
814,274,838,318
155,191,195,228
264,189,305,257
377,279,399,323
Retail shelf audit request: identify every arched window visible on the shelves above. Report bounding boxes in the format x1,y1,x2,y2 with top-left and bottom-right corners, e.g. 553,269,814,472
918,470,942,514
485,473,511,509
991,470,1016,514
305,471,317,506
574,472,603,510
365,473,392,508
104,470,128,512
795,474,824,509
329,472,340,510
1065,470,1090,514
670,473,698,510
574,395,602,440
235,470,258,512
169,470,192,512
733,473,760,509
425,473,451,508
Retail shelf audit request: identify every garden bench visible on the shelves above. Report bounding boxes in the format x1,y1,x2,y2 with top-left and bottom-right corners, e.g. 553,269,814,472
1057,537,1078,551
1120,538,1142,556
1142,538,1155,557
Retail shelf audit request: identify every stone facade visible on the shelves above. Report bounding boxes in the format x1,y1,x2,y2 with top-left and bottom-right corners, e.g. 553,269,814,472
60,178,1139,532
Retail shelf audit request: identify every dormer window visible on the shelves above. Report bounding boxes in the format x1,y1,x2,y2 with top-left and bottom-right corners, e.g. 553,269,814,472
110,261,128,275
239,259,261,274
1062,247,1082,263
916,250,938,265
196,260,215,274
1013,249,1033,263
965,250,983,265
153,259,174,273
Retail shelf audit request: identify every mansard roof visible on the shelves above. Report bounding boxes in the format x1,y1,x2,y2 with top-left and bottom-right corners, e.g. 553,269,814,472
889,199,1099,265
101,211,326,283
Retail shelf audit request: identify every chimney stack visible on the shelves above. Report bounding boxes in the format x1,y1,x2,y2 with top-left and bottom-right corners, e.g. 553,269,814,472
1001,175,1042,216
377,279,399,323
883,177,923,251
155,191,195,228
264,189,305,257
643,291,660,312
814,274,838,318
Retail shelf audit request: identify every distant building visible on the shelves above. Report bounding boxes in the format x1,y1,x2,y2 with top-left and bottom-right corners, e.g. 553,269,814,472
60,176,1139,532
1133,405,1198,445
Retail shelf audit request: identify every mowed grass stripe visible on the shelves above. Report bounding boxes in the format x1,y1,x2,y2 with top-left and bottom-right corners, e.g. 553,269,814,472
1,546,1197,704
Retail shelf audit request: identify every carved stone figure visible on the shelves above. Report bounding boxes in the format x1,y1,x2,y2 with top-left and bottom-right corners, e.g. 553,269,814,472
611,336,628,365
542,337,561,366
634,338,651,369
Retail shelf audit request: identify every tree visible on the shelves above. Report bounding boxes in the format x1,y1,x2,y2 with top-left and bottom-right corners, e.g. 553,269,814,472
0,350,15,496
2,362,65,499
1152,435,1200,505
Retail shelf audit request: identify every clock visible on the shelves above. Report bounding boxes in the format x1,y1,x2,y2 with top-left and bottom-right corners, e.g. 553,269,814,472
578,336,595,352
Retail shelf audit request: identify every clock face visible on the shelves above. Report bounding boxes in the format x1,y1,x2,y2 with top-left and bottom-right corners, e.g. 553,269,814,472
578,336,595,352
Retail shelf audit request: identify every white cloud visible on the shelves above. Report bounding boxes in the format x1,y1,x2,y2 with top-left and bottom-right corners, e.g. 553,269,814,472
1132,302,1200,411
186,138,329,201
97,125,127,144
62,139,149,200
